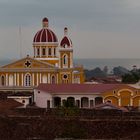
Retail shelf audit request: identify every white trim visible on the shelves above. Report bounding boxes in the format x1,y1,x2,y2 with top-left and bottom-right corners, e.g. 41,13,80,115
33,42,58,46
59,48,73,51
32,73,34,86
24,73,32,87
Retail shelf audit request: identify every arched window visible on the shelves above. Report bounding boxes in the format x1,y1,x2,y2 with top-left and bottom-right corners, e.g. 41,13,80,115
51,75,56,84
63,55,68,65
1,75,5,86
24,74,32,87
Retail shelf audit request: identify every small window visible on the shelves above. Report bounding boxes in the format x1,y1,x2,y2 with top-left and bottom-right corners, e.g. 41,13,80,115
37,48,40,56
113,90,116,94
48,48,51,56
22,100,25,103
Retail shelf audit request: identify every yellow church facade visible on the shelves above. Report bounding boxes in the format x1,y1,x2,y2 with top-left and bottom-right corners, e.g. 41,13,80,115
0,18,85,91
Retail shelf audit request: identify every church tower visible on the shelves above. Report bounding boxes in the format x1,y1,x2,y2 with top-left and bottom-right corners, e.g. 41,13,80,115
59,27,73,68
33,17,59,66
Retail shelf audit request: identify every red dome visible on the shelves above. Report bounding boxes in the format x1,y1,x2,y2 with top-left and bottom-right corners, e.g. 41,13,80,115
33,28,58,43
60,36,72,47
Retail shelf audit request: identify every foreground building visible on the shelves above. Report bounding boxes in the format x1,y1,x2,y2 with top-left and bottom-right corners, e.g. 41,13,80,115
0,18,84,92
34,84,140,108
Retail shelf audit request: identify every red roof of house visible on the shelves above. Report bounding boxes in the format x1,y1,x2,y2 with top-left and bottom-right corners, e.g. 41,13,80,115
0,99,23,111
36,84,134,94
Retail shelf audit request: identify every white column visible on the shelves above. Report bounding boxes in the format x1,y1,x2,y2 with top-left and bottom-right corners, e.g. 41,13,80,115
70,52,73,68
118,98,121,106
48,73,50,84
46,47,48,57
40,46,41,57
36,73,39,86
6,74,8,86
17,73,19,86
56,74,58,84
21,73,24,86
32,73,34,86
50,99,52,108
51,47,53,57
93,99,95,107
14,73,17,86
130,98,133,106
40,73,42,83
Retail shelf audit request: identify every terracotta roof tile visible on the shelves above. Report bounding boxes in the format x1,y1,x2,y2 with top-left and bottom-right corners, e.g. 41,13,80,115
36,84,133,94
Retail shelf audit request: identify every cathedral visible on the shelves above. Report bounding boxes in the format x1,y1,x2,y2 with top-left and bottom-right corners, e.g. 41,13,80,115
0,17,85,91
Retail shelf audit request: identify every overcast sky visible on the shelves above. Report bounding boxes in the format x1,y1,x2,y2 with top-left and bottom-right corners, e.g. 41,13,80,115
0,0,140,59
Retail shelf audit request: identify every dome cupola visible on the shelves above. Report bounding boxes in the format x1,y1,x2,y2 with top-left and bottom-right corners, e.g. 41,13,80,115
33,17,58,44
60,27,72,48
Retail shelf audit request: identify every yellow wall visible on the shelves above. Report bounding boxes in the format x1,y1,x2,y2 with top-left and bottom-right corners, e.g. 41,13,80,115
103,87,140,107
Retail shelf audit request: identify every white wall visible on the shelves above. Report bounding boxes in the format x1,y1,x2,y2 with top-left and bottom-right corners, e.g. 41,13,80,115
8,96,30,107
34,89,52,108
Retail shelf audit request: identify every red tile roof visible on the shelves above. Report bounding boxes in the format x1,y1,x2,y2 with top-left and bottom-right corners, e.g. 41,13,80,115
36,84,134,94
0,99,23,111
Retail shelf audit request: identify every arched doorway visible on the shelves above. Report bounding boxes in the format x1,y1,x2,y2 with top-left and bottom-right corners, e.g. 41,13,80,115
51,75,56,84
119,90,132,106
95,97,103,105
53,97,61,107
65,97,75,107
81,97,89,108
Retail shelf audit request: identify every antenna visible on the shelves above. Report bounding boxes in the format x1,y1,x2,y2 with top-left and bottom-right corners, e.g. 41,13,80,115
19,26,22,58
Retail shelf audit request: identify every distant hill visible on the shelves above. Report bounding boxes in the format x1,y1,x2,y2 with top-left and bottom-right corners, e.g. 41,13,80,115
84,66,130,81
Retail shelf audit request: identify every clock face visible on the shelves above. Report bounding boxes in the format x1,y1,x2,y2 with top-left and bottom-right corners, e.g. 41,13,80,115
24,60,31,68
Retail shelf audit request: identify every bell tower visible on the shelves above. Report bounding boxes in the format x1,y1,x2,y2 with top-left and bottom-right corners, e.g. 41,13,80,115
59,27,73,68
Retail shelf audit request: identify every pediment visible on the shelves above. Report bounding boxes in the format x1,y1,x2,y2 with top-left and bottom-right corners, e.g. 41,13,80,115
1,56,55,69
